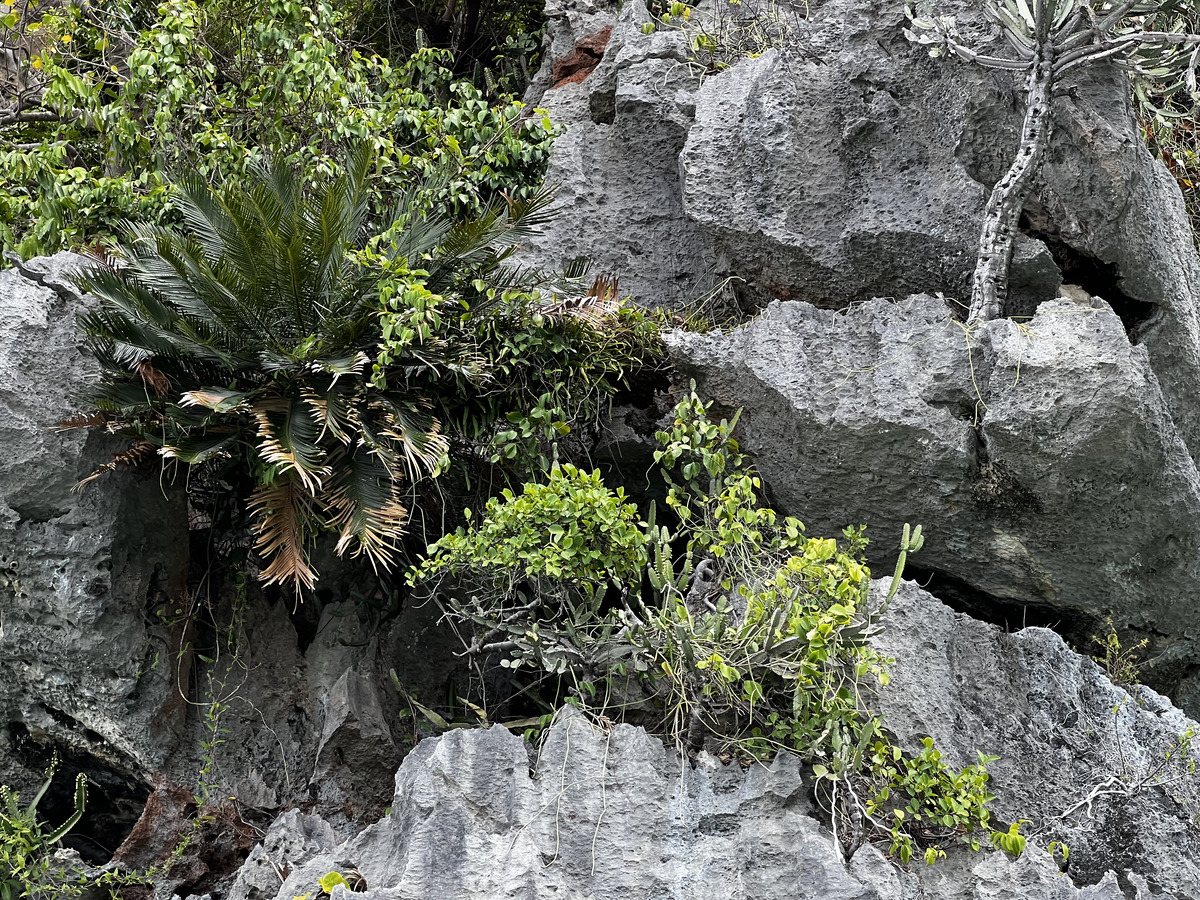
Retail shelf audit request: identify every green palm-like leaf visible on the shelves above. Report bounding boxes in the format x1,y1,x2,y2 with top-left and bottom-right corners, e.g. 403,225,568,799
161,431,241,465
73,143,575,590
253,397,331,493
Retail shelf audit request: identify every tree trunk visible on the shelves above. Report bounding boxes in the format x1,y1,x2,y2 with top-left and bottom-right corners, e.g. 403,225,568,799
968,48,1055,323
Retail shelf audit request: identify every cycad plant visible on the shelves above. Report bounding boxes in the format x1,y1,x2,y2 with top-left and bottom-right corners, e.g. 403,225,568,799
75,145,554,591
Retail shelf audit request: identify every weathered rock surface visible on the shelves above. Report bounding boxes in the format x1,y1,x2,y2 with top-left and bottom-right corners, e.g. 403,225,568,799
229,579,1200,899
680,40,983,309
520,0,721,309
522,0,1200,708
0,252,188,850
525,0,1200,454
154,583,463,829
874,581,1200,895
667,294,1200,707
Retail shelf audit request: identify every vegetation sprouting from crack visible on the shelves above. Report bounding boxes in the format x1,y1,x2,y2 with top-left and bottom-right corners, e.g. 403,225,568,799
414,386,1025,866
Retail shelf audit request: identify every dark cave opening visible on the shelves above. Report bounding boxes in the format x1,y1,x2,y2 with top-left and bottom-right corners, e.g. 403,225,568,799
1019,214,1158,340
3,720,150,865
903,565,1100,648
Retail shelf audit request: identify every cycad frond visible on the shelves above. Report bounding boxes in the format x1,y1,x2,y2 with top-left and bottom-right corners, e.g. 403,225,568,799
253,398,331,492
160,431,240,465
249,476,318,591
380,181,454,266
180,388,251,413
76,440,157,488
500,183,560,235
303,381,358,445
365,397,448,481
324,446,409,570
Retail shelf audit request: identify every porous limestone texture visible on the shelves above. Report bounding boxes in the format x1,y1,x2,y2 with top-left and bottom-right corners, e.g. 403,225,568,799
520,0,721,309
0,252,188,819
524,0,1200,453
229,575,1200,898
874,581,1200,895
150,575,464,828
667,295,1200,704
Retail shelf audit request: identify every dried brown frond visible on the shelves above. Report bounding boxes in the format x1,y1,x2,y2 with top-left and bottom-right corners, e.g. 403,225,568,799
248,477,317,592
54,412,107,431
76,440,156,489
252,401,330,493
82,241,119,270
587,273,619,303
540,273,621,324
136,359,171,398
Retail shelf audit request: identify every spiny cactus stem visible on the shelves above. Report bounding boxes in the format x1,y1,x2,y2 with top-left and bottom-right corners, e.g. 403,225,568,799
880,524,924,617
969,47,1055,323
44,774,86,845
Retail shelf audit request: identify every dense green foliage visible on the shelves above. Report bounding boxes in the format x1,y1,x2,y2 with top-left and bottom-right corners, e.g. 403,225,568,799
418,389,1014,864
0,0,556,257
424,465,648,587
76,148,663,590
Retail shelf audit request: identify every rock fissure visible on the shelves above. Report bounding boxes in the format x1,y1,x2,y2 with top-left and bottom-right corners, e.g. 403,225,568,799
1018,213,1158,339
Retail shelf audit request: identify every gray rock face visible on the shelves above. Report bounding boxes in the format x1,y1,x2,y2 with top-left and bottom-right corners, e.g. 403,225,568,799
156,590,432,828
667,295,1200,703
873,581,1200,895
520,0,721,309
526,0,1200,451
680,38,983,309
229,577,1200,900
0,253,189,801
524,0,617,106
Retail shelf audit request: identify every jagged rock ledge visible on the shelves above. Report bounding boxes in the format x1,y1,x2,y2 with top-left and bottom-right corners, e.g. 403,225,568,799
228,580,1200,900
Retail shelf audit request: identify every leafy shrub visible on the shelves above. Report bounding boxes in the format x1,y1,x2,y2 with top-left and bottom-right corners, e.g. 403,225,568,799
1090,617,1148,687
418,387,1016,864
0,0,558,256
421,465,647,588
855,739,1000,864
445,286,665,474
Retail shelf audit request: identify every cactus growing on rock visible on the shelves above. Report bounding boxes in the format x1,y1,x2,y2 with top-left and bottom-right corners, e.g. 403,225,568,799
905,0,1200,322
